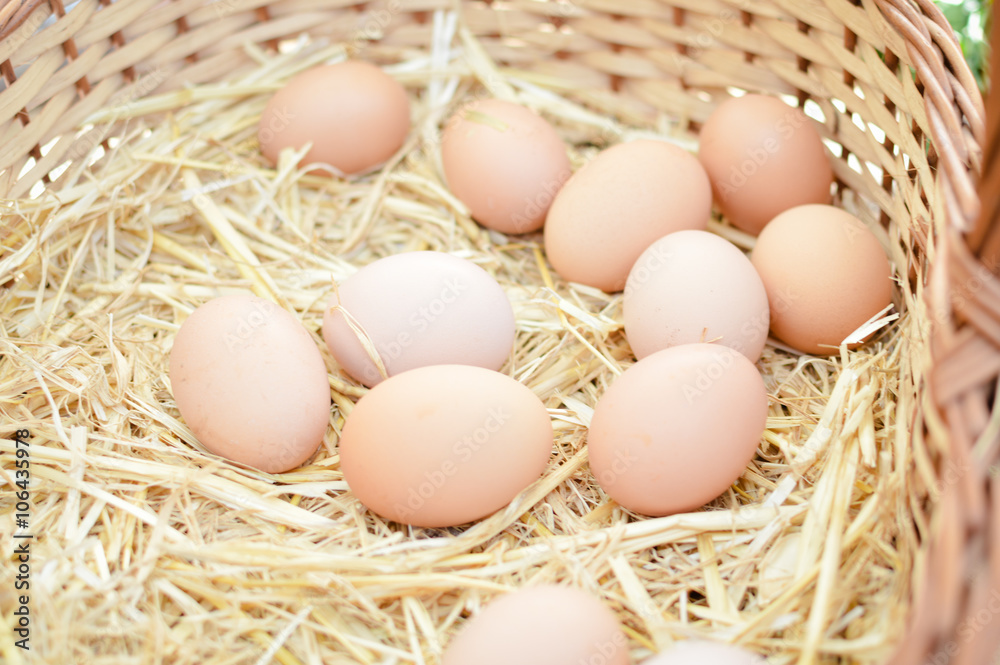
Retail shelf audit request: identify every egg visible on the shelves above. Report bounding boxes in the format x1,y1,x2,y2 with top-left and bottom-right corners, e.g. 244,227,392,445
749,204,894,355
698,94,833,235
258,60,410,175
623,230,769,362
338,365,553,527
588,343,768,516
168,294,330,473
641,641,766,665
321,252,516,388
544,139,711,292
442,585,629,665
441,98,571,234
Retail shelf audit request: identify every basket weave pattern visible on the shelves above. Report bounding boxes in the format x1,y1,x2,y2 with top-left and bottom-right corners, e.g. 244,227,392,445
0,0,990,663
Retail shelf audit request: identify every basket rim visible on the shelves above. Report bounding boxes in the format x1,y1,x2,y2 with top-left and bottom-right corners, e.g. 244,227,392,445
0,1,992,664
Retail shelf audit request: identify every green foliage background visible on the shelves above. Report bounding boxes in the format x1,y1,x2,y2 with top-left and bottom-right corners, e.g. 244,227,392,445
935,0,991,91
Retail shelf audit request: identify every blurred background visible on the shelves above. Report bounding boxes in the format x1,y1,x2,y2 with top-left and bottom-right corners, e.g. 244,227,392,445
935,0,991,91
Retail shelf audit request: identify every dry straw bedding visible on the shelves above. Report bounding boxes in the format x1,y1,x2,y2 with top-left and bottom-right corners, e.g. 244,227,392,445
0,10,933,665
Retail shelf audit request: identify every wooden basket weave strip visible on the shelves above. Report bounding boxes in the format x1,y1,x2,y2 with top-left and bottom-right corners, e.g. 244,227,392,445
0,0,989,663
898,6,1000,665
0,0,982,206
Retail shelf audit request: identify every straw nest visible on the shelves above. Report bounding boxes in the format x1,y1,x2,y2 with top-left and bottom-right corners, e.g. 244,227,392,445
1,14,925,665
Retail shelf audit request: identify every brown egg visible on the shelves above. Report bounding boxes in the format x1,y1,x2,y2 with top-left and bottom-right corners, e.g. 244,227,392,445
168,294,330,473
544,140,711,292
259,60,410,175
588,343,768,517
624,230,769,362
441,99,571,234
698,94,833,235
750,204,894,355
641,641,766,665
338,365,553,528
322,251,515,388
442,585,629,665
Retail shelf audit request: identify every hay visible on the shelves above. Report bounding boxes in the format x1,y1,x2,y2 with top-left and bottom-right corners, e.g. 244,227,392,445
0,13,924,665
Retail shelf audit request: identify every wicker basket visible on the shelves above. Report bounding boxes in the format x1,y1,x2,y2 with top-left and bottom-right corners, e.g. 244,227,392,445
0,0,990,663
